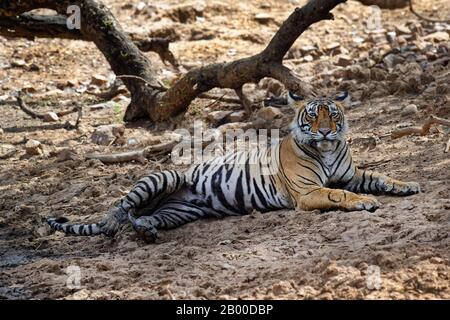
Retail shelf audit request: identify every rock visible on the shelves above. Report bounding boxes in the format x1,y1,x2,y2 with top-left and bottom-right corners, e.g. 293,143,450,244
42,112,59,122
324,42,341,53
25,139,43,156
352,36,365,44
206,111,233,125
383,53,405,69
22,85,37,93
300,45,318,55
258,78,284,96
135,1,146,12
395,24,411,35
423,31,449,42
91,74,109,86
0,144,16,159
11,59,27,68
127,138,139,146
336,54,353,67
386,31,396,44
57,148,78,162
227,111,246,122
254,13,274,24
303,55,313,62
67,79,78,87
257,107,283,121
91,124,125,146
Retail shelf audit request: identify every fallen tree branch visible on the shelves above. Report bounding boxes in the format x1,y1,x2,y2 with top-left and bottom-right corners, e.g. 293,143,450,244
445,137,450,153
391,115,450,139
1,0,345,123
85,140,179,164
16,94,81,121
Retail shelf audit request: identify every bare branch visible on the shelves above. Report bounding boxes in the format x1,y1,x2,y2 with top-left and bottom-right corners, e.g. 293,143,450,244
391,115,450,139
85,140,179,164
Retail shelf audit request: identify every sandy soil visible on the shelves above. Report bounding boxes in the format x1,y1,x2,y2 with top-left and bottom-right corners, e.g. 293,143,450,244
0,0,449,299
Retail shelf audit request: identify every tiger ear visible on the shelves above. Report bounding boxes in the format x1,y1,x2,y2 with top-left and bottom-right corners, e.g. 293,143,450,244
334,91,349,101
287,91,304,107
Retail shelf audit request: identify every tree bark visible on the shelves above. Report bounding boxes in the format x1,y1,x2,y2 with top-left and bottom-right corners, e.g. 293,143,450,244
0,0,346,123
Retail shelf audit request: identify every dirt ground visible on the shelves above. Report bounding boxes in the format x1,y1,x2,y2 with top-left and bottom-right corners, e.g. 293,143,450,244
0,0,449,299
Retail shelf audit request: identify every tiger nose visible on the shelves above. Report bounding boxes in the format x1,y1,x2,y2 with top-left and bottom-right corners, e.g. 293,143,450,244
318,128,331,136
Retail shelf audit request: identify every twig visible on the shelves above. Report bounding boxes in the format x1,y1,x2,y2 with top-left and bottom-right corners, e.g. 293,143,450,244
391,115,450,139
115,75,169,91
197,93,242,104
16,94,81,120
409,0,450,23
445,137,450,153
85,140,179,164
203,93,227,109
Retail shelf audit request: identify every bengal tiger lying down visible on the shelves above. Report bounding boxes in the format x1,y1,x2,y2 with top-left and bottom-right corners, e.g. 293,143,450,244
48,92,420,243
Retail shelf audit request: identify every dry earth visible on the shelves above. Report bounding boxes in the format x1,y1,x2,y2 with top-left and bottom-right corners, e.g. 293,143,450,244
0,0,449,299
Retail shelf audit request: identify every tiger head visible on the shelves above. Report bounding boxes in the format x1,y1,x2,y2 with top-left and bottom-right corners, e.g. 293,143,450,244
289,91,348,152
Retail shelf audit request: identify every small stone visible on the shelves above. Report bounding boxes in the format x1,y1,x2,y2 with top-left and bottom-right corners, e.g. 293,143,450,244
22,85,37,93
206,111,233,125
300,45,318,55
395,24,411,35
352,36,365,44
135,1,146,12
324,42,341,53
227,111,246,122
127,138,139,146
336,54,353,67
383,53,405,69
25,139,43,156
0,128,3,135
386,31,397,44
11,59,27,68
423,31,449,42
303,55,313,62
429,257,443,264
57,148,78,162
67,79,78,87
91,124,125,146
90,74,109,86
254,13,274,24
42,112,59,122
401,104,418,116
0,144,15,159
257,107,283,121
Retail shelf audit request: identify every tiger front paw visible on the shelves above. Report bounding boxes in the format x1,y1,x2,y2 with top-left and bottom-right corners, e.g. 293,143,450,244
345,195,380,212
385,181,421,196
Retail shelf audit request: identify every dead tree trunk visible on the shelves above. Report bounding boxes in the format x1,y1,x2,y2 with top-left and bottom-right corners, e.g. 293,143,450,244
0,0,346,123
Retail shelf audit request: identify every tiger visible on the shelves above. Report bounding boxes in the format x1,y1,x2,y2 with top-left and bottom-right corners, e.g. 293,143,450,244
47,91,420,243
